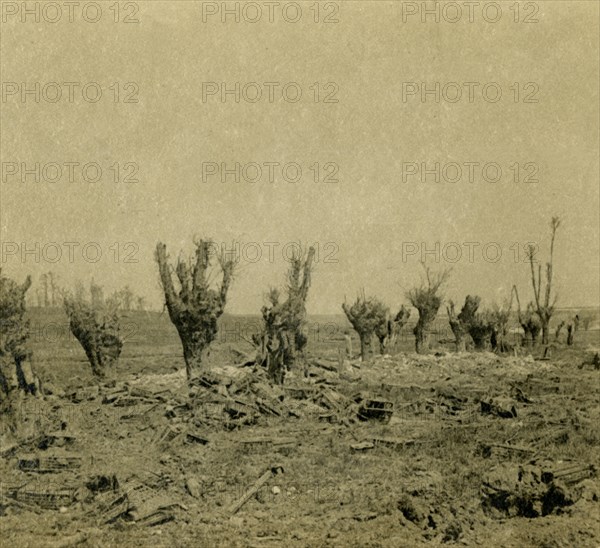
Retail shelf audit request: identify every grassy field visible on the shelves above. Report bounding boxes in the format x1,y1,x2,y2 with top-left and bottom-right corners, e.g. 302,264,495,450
1,307,599,547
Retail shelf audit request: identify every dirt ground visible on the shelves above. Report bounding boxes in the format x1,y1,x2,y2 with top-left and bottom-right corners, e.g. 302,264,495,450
1,309,599,547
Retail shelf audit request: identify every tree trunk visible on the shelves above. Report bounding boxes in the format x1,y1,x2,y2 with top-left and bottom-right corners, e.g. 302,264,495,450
68,320,122,378
448,318,465,352
180,336,209,382
266,346,285,384
359,333,371,361
0,355,41,402
1,274,39,403
567,325,574,346
472,335,490,351
541,323,549,346
414,325,428,354
378,335,386,355
344,334,353,359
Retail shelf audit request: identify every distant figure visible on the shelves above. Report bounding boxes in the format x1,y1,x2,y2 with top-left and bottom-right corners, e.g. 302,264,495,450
574,315,580,333
344,330,353,359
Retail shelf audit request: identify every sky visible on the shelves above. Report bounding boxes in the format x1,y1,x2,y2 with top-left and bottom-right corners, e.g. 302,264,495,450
1,1,599,314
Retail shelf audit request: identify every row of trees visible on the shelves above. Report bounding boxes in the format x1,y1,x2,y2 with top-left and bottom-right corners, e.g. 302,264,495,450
341,217,575,360
1,216,590,404
31,271,147,311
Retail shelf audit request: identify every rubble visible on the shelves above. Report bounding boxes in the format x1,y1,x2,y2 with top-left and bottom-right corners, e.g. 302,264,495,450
239,436,296,454
480,397,517,419
481,461,596,518
355,394,394,423
2,329,598,546
17,455,82,473
9,481,77,510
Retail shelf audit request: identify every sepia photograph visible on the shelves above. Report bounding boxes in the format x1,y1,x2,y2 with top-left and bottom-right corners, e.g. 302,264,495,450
0,1,599,546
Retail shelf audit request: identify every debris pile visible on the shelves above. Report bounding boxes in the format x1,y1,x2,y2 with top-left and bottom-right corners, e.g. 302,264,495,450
481,461,596,518
185,366,364,428
0,419,188,528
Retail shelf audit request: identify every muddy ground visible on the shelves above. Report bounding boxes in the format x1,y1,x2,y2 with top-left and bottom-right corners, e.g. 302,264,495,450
1,310,599,547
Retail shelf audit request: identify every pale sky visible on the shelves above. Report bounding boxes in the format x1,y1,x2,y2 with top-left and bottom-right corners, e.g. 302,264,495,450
1,1,598,314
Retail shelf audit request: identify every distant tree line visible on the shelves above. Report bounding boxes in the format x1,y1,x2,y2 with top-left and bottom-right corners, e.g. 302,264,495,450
31,272,147,312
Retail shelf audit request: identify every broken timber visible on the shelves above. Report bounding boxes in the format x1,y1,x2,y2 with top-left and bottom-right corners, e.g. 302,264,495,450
228,465,284,515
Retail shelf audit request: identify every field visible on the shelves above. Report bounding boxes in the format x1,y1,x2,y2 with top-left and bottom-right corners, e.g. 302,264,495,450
1,308,599,547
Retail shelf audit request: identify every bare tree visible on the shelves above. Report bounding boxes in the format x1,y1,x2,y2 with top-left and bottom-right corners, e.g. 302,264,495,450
447,295,494,351
90,278,104,309
343,291,389,361
447,296,479,352
36,287,44,308
39,273,49,307
555,320,566,341
567,323,574,346
407,266,451,353
155,239,236,383
468,313,493,350
118,286,134,311
64,286,123,378
581,314,593,331
488,298,513,352
47,271,59,306
375,305,411,354
527,216,561,345
512,286,542,346
254,247,315,384
0,271,40,401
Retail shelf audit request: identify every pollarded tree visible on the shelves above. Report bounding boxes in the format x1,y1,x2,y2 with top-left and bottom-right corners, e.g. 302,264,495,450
342,292,389,361
64,283,123,378
256,247,315,384
513,285,542,346
407,266,451,354
155,239,236,383
117,286,134,311
527,216,561,345
375,305,411,354
90,278,104,309
468,312,493,350
447,295,494,351
0,271,40,401
46,271,59,307
447,295,480,352
555,321,566,341
40,273,49,308
488,299,513,352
